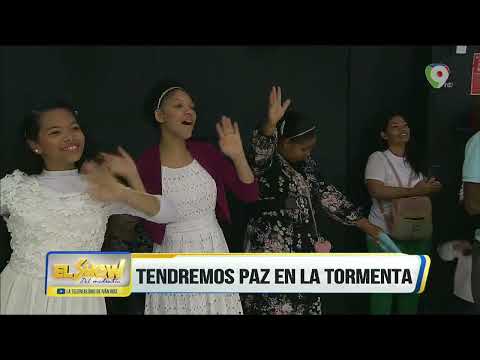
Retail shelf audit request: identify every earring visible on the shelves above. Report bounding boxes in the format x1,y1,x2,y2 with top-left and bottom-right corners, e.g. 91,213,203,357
34,149,40,154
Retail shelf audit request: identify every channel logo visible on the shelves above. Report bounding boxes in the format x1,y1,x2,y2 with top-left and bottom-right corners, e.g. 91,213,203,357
46,252,132,297
425,64,450,88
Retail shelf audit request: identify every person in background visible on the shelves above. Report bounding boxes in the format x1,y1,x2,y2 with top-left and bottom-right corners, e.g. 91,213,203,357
438,184,480,314
462,130,480,304
364,112,442,314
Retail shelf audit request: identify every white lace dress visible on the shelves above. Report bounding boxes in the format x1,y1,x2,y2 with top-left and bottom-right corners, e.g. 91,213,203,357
0,169,177,315
144,160,243,315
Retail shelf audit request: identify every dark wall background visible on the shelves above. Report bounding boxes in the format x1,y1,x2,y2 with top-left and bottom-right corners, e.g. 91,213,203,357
1,45,478,314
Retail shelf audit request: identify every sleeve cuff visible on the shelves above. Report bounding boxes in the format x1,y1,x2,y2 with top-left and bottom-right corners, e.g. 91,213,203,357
462,177,480,184
252,128,278,147
147,196,179,224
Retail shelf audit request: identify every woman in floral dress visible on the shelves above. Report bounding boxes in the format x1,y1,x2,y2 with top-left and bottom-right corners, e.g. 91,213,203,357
242,86,383,315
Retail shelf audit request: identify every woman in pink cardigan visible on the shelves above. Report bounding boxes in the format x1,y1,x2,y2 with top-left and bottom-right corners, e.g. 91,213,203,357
135,81,258,315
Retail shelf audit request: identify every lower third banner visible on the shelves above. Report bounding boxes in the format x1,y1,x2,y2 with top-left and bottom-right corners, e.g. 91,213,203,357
45,252,430,297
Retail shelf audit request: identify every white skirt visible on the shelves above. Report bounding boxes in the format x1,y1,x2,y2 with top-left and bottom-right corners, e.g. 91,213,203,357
0,265,106,315
144,216,243,315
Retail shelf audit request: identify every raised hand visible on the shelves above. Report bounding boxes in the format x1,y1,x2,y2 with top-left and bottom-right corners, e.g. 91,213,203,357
267,86,291,127
216,116,245,161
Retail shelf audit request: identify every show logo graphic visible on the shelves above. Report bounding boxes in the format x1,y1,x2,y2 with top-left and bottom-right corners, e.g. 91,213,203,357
46,252,132,297
53,257,126,284
425,63,453,88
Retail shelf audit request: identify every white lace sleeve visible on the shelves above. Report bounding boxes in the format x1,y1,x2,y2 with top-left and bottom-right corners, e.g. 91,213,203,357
105,194,178,224
1,170,24,217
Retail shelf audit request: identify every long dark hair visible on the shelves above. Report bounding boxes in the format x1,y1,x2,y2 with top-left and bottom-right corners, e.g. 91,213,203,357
19,100,97,175
379,112,424,177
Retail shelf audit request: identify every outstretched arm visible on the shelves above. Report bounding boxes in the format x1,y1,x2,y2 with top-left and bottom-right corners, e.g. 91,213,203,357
82,161,178,223
304,157,383,241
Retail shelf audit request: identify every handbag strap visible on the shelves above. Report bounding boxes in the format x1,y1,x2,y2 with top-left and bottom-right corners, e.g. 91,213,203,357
381,151,408,188
378,152,412,233
382,151,418,187
407,170,416,187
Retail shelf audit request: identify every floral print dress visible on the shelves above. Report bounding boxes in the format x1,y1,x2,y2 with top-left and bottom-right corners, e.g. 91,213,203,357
241,128,363,315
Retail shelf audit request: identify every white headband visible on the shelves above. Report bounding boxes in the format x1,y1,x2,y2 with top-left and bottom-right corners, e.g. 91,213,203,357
283,125,316,140
155,86,183,110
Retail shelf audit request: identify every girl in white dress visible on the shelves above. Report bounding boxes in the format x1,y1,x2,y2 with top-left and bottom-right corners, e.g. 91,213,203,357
139,82,259,315
0,101,178,315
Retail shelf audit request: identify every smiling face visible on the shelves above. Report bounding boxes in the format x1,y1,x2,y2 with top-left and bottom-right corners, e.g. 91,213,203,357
27,108,85,170
381,115,410,147
154,89,197,140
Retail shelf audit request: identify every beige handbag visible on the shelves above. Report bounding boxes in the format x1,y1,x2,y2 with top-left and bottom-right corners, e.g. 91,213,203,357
379,153,432,241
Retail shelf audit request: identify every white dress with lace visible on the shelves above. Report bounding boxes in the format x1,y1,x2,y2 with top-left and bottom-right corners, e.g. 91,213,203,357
0,169,177,315
144,160,243,315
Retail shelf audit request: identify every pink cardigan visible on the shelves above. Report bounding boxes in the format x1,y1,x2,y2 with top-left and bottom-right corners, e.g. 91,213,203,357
136,140,259,244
